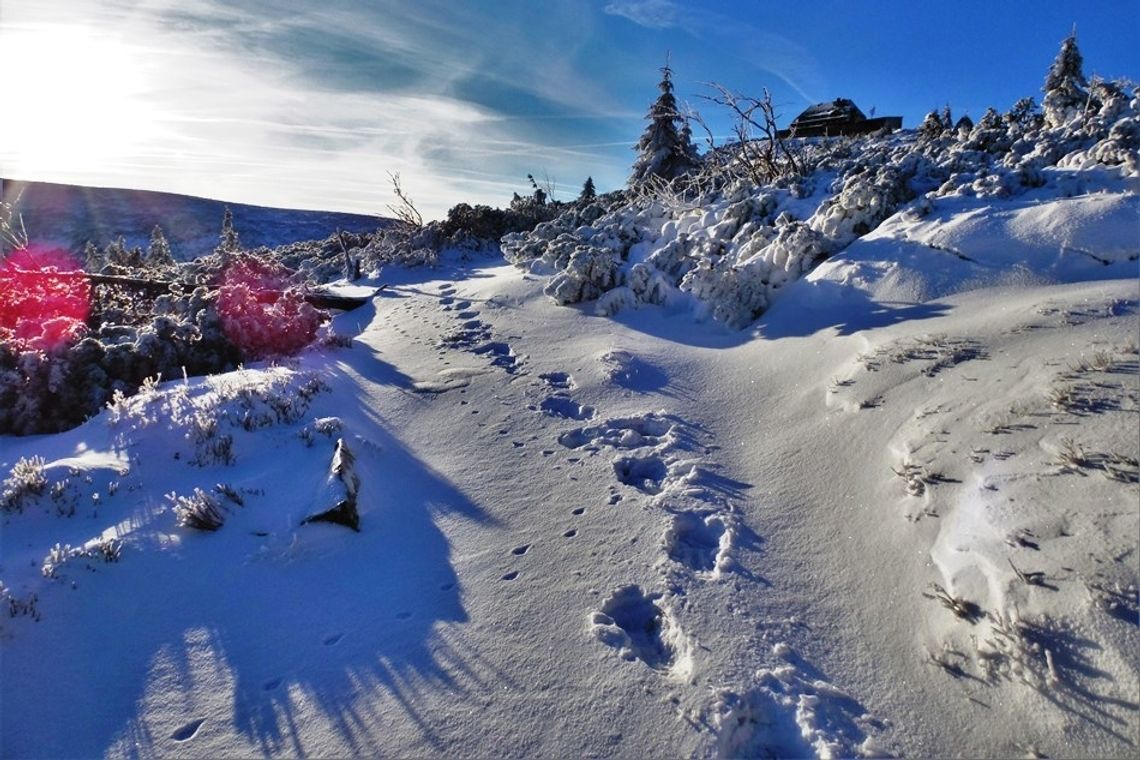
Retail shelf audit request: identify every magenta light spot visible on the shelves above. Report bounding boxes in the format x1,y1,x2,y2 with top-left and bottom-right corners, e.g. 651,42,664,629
0,246,90,352
216,258,321,359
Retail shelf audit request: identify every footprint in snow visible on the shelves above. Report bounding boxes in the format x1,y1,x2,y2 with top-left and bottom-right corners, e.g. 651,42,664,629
559,413,675,450
590,585,685,674
396,611,412,620
457,310,480,319
171,718,206,742
263,678,282,691
540,395,596,420
664,511,731,574
473,341,525,373
323,632,344,646
439,322,492,349
511,544,531,555
564,529,578,538
502,570,520,581
613,453,669,494
539,371,575,390
599,349,668,391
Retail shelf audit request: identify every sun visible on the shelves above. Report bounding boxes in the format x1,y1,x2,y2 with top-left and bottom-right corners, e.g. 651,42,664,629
0,25,161,176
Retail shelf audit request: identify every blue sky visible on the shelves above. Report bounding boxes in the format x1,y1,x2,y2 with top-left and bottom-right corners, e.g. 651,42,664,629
1,0,1136,219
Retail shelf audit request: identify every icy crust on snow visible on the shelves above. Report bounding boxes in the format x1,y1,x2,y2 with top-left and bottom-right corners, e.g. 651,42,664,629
503,87,1140,328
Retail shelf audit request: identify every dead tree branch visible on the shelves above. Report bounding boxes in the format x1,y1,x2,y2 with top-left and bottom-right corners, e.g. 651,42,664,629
699,83,804,183
385,171,423,229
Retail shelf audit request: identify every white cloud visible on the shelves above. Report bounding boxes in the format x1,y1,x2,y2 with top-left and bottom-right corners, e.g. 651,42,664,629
603,0,680,29
0,0,636,219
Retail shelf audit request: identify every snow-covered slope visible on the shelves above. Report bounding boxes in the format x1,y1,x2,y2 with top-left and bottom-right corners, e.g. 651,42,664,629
2,183,1137,757
1,179,384,259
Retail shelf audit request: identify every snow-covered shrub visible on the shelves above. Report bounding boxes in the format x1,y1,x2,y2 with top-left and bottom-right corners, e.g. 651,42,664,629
1,456,48,513
168,488,226,531
810,161,918,244
0,280,241,435
41,538,122,579
108,366,330,466
545,245,624,304
216,258,324,359
0,246,90,352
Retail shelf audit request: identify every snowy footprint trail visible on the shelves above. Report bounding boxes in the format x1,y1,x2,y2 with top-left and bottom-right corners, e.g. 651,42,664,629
332,263,818,756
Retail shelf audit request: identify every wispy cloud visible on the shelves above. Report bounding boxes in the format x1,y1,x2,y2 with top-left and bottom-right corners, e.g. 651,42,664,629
0,0,639,218
604,0,824,106
603,0,680,30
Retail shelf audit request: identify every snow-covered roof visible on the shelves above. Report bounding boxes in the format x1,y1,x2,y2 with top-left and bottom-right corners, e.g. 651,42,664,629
782,98,901,137
791,98,867,127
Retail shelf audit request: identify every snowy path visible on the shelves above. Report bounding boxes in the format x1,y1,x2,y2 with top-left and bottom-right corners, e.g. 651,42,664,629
319,267,769,757
1,260,1135,758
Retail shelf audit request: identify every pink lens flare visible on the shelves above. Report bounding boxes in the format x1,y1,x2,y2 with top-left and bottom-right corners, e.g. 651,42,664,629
216,258,322,359
0,246,91,352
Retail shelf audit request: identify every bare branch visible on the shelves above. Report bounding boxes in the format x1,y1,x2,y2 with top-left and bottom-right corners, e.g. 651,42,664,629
1,188,29,253
698,83,805,183
680,101,718,152
385,171,423,229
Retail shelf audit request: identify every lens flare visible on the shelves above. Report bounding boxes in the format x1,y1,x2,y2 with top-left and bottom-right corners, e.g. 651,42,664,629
216,259,321,359
0,246,91,352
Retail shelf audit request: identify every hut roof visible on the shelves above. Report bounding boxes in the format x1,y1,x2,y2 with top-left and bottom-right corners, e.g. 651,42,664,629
791,99,867,128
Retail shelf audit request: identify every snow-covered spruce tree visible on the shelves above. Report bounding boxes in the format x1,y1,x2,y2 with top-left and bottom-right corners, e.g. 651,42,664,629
83,241,103,273
1006,97,1044,131
678,119,702,169
146,225,175,270
579,176,597,203
1043,32,1094,127
630,62,699,185
940,105,954,132
217,207,241,258
919,110,947,140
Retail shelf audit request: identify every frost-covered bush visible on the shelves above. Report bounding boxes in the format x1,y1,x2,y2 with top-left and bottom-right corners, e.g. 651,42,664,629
41,538,122,579
168,488,225,531
0,247,90,352
1,456,47,513
0,280,242,435
216,258,324,359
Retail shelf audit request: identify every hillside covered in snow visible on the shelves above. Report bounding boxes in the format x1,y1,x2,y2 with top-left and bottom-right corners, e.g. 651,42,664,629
1,35,1138,759
0,179,382,261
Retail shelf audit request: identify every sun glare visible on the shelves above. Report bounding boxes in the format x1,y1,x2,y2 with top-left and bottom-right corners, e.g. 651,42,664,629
0,25,161,175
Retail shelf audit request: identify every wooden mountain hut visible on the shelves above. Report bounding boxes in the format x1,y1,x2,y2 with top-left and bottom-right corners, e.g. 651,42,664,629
778,99,902,138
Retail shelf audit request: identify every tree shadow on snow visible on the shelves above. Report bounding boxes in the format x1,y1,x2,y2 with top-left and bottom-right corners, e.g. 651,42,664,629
757,279,951,339
0,411,499,758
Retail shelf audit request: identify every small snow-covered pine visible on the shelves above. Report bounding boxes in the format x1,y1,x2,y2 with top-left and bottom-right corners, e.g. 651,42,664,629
629,62,700,186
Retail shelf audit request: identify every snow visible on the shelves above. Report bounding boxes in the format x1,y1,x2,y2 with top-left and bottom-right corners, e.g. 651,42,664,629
3,159,1139,757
